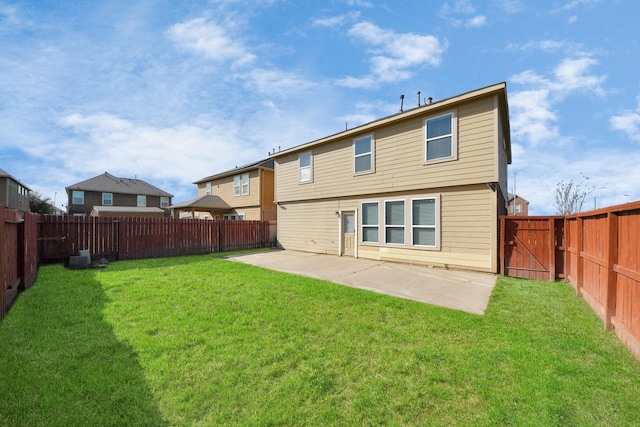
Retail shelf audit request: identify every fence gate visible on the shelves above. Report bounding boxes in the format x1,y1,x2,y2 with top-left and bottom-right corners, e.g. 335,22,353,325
501,216,565,281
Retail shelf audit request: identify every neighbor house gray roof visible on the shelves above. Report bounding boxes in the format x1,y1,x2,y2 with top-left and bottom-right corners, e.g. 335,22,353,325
0,167,32,191
193,158,274,184
66,172,173,197
168,195,231,211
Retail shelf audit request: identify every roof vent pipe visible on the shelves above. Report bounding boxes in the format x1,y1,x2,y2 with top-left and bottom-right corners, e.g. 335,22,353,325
399,94,404,112
417,91,421,107
428,97,433,105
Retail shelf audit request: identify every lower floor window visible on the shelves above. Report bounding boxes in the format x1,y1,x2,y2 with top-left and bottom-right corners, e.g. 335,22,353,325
412,198,436,247
385,200,405,245
362,195,439,249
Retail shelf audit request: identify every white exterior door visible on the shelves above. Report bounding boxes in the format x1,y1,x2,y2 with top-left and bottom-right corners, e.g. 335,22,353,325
342,212,355,256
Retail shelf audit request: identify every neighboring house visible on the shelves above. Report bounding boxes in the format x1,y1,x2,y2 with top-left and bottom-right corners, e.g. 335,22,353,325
508,193,529,216
0,168,31,212
172,159,275,221
66,172,173,217
270,82,511,273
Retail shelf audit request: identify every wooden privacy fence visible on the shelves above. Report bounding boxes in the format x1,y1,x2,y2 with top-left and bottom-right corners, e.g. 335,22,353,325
0,211,272,321
38,215,272,263
502,201,640,360
0,206,38,320
565,202,640,360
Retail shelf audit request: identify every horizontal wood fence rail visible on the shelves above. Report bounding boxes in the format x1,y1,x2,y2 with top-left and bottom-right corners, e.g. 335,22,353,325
502,201,640,360
0,210,273,321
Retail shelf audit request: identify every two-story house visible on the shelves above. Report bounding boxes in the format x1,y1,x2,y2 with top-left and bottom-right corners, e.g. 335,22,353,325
171,159,276,221
0,168,31,212
270,83,511,273
508,193,530,216
66,172,173,217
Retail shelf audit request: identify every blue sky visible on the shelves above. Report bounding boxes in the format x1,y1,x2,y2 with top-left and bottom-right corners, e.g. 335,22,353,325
1,0,639,214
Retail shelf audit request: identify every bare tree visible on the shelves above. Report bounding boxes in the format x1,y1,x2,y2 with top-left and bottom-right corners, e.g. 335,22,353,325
552,178,594,215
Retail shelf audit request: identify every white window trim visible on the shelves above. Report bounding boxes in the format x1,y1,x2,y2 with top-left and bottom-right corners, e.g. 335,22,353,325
206,182,212,195
241,173,249,195
299,151,313,183
410,196,440,249
360,201,380,244
233,173,250,196
424,110,457,164
160,197,169,208
102,192,113,206
137,195,147,207
233,176,240,196
353,134,375,175
384,199,406,246
72,190,84,205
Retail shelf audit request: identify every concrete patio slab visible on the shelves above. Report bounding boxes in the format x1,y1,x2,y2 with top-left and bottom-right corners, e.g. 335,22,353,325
224,250,497,315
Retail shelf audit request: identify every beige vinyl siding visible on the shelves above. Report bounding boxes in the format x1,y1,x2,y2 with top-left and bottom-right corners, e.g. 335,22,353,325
198,170,262,209
275,96,498,203
276,184,496,272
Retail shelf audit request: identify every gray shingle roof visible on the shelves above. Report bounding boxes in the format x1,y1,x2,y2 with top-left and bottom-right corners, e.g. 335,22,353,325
193,158,274,184
66,172,173,197
168,195,230,210
0,167,32,191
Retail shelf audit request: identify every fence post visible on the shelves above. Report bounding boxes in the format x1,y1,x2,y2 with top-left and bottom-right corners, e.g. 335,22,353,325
605,212,619,330
576,217,584,296
117,217,126,260
548,218,556,281
499,216,506,276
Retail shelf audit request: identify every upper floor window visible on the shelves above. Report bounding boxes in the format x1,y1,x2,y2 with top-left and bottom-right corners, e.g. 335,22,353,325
354,135,374,174
160,197,169,208
137,195,147,207
72,190,84,205
102,193,113,206
233,173,249,196
425,112,456,162
299,151,313,183
206,182,212,195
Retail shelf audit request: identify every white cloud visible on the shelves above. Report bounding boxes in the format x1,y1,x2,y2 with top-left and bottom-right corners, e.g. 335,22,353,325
337,22,445,88
496,0,525,14
509,56,606,146
441,0,476,15
344,0,374,7
440,1,487,27
338,99,397,128
558,0,601,11
507,39,579,53
466,15,486,27
241,68,320,97
610,96,640,142
52,112,261,201
509,89,559,145
166,17,255,66
0,4,20,26
311,12,360,28
552,57,606,95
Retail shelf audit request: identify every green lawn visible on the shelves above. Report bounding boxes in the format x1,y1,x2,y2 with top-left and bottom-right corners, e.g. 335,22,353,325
1,254,640,426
